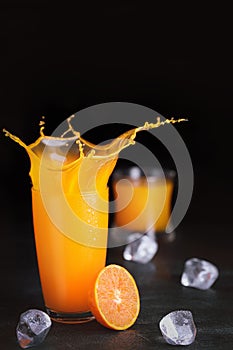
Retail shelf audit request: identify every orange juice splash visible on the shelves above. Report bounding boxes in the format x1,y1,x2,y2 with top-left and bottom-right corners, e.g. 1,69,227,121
3,116,185,319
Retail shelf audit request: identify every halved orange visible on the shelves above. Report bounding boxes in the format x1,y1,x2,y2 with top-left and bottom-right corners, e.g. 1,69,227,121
89,264,140,330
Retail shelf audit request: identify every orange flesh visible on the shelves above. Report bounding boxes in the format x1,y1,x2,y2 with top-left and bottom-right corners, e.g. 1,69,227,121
89,264,140,330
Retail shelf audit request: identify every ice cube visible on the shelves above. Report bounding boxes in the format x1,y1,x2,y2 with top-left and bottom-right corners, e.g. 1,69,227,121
123,231,158,264
159,310,197,346
181,258,219,290
16,309,52,349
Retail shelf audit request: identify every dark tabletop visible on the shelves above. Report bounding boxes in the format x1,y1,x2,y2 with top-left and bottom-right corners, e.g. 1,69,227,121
1,170,233,350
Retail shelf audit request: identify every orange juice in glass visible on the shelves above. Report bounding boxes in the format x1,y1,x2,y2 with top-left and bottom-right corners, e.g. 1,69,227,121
4,116,182,323
31,188,110,322
113,166,175,234
4,123,119,323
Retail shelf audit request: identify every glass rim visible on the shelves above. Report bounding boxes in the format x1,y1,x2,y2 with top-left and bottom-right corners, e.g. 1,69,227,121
112,166,176,181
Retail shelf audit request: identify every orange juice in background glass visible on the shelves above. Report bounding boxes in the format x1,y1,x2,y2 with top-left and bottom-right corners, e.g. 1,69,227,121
113,166,175,235
4,116,182,324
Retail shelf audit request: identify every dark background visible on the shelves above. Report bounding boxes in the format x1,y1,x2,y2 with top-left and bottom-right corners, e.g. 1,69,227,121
1,2,232,229
0,2,233,349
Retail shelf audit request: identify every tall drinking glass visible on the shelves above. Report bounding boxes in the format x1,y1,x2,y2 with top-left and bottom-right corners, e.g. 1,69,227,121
29,136,117,323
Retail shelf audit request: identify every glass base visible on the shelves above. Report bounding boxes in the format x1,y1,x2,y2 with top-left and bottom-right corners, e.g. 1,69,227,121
46,308,95,324
156,230,176,243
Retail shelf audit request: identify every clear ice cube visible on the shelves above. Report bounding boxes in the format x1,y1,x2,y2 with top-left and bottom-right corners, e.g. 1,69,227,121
123,231,158,264
16,309,52,349
159,310,197,346
181,258,219,290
